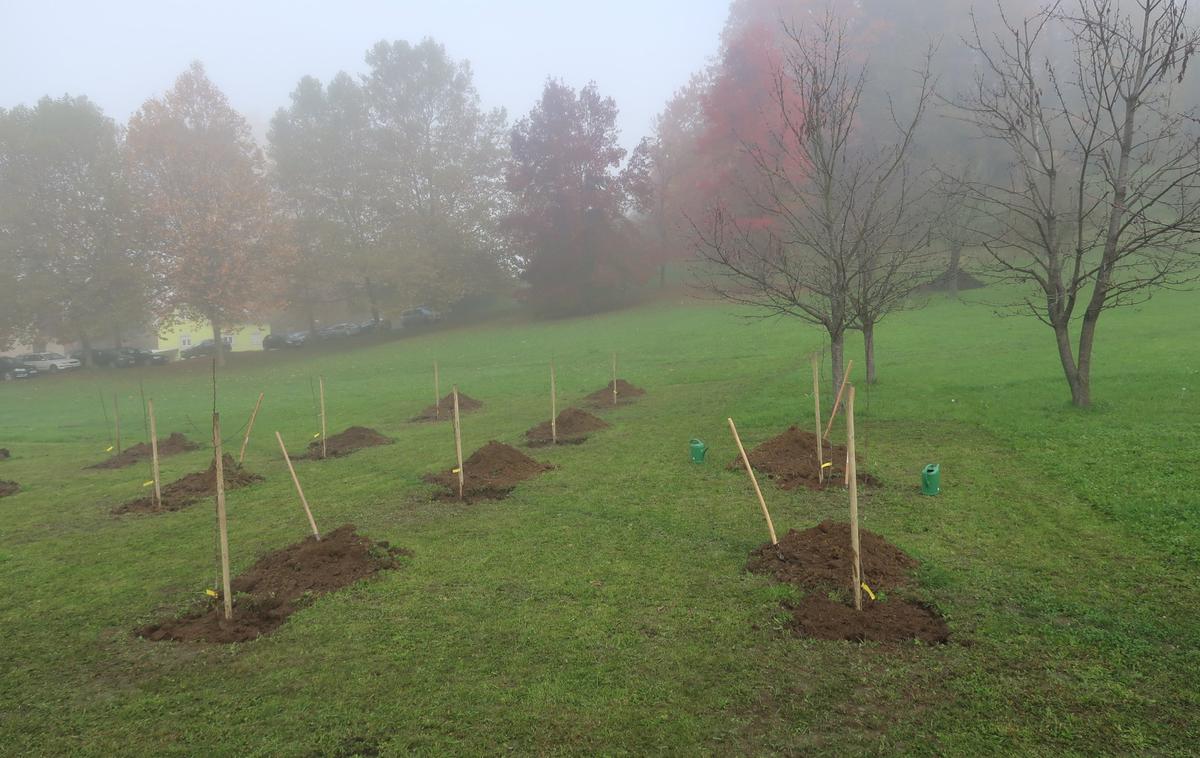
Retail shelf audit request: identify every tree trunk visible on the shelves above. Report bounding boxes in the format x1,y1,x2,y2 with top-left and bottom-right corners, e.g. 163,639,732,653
210,317,226,368
112,323,123,349
829,329,846,393
364,277,381,324
863,321,877,384
1051,320,1088,408
948,242,962,298
79,332,93,368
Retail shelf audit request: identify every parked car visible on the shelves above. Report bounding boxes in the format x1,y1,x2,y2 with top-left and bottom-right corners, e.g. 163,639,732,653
263,331,310,350
70,348,135,368
117,347,169,366
318,322,364,339
0,357,38,381
357,318,392,334
399,307,441,328
180,339,229,359
18,352,82,372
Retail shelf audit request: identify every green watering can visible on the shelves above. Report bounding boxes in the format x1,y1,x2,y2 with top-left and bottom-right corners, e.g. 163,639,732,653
689,439,708,464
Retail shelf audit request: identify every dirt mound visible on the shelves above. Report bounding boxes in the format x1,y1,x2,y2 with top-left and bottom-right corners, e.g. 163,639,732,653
137,524,409,643
424,440,553,500
728,425,876,490
89,433,199,469
0,481,18,497
0,448,9,460
113,454,263,515
525,407,610,446
786,594,949,644
748,520,949,644
411,392,483,422
296,426,392,459
585,379,645,408
747,521,918,594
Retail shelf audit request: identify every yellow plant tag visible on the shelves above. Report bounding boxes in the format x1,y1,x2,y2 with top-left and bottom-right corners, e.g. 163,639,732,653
452,467,462,474
205,589,218,597
105,446,114,452
821,462,832,469
142,480,153,487
861,582,876,601
313,432,320,438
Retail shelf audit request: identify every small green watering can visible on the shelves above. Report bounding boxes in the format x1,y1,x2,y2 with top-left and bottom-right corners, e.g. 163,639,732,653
689,438,708,464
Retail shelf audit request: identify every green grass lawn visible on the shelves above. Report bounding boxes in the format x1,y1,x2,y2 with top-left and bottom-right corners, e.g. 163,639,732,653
1,287,1197,756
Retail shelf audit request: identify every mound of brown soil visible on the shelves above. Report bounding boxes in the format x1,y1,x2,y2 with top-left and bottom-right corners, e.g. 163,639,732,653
748,520,948,644
113,454,262,515
728,425,876,490
138,524,409,643
525,407,610,446
88,433,200,470
585,379,645,408
747,521,918,594
411,392,483,422
0,481,18,497
0,448,9,460
424,440,553,500
296,426,392,460
786,594,949,644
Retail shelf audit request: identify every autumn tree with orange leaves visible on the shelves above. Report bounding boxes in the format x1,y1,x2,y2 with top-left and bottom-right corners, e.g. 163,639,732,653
125,62,284,366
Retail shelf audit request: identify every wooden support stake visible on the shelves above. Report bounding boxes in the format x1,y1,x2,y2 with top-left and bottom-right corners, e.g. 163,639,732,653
318,376,327,459
823,359,854,440
810,353,823,483
847,386,863,611
113,393,122,455
275,431,320,540
452,385,464,499
434,361,441,419
212,412,233,620
550,361,558,444
238,392,264,464
148,399,162,509
728,417,778,545
611,352,618,405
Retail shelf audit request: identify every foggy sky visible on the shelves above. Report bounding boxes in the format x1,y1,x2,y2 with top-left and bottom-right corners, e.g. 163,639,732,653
0,0,729,150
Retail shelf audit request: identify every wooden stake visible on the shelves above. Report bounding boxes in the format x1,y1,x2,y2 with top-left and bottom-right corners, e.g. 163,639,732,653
434,361,441,420
550,361,558,445
148,399,162,509
611,352,617,405
238,392,264,464
452,385,464,499
318,376,327,459
846,386,863,611
113,393,122,455
728,417,778,545
212,412,233,620
823,359,854,440
810,353,823,483
275,431,320,540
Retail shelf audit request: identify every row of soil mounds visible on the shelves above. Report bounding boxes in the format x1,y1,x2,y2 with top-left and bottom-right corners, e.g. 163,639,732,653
138,524,409,643
112,454,262,515
0,481,18,498
747,521,949,644
525,408,610,446
411,392,483,422
293,426,392,460
88,433,199,469
424,441,552,501
584,379,645,409
730,426,878,491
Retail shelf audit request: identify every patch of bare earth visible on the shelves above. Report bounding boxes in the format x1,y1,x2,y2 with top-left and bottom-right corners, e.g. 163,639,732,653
424,441,552,501
137,524,409,643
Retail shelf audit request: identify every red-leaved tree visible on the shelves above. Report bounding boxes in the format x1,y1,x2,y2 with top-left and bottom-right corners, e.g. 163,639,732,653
507,80,646,317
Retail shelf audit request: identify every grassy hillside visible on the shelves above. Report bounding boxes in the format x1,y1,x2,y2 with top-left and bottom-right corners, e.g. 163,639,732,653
1,287,1197,755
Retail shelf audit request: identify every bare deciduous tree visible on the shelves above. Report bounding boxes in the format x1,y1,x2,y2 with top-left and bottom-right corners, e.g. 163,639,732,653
694,14,937,388
951,0,1200,407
